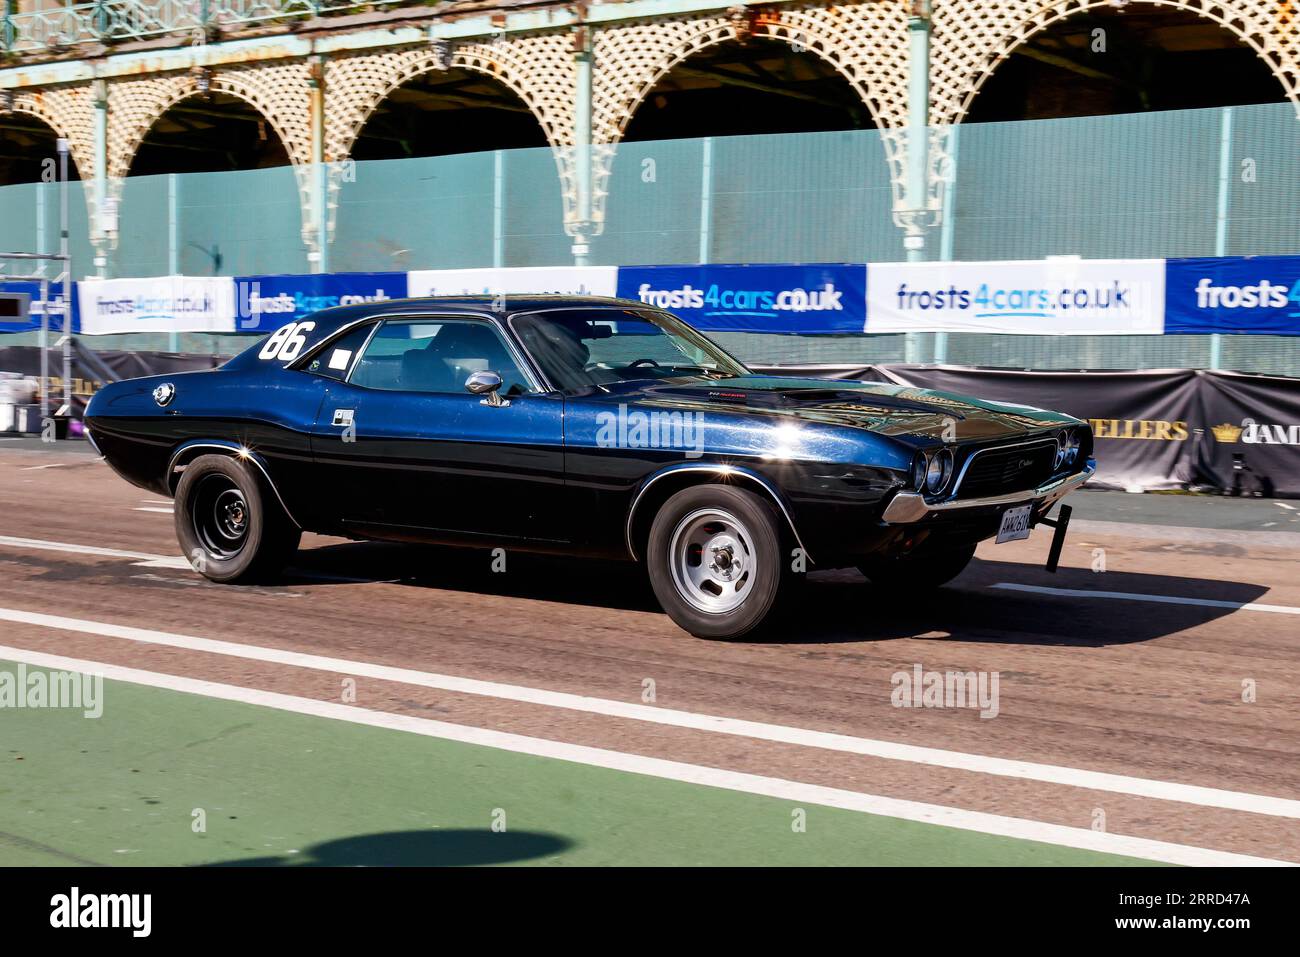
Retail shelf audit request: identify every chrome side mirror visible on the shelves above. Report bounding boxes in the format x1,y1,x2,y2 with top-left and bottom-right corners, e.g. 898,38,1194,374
465,370,508,407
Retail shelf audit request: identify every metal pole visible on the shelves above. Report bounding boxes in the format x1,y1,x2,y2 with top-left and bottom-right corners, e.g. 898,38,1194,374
39,276,49,421
698,136,713,264
168,173,180,351
934,123,958,364
1209,106,1233,372
59,142,71,416
493,149,505,268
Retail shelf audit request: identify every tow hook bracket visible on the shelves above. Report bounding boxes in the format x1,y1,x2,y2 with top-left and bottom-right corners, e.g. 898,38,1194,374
1038,504,1072,574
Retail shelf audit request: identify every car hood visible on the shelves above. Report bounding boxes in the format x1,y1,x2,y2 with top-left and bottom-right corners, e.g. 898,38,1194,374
596,375,1081,442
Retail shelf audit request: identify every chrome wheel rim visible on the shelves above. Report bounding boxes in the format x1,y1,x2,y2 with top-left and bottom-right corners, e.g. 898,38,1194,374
668,507,755,614
191,474,249,559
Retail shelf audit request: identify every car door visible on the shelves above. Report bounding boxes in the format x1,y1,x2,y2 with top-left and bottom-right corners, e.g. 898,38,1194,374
309,316,567,543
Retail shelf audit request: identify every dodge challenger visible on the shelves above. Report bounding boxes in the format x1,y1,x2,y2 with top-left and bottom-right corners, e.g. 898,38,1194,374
84,296,1095,639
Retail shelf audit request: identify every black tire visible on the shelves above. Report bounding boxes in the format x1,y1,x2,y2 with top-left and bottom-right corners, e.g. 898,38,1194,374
858,541,976,591
174,454,300,584
646,484,791,640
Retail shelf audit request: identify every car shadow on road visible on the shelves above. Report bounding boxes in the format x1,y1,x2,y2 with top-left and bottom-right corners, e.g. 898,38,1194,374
204,828,572,866
276,540,1272,647
756,559,1274,647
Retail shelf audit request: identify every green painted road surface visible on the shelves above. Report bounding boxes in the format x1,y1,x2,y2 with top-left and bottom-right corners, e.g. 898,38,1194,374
0,663,1155,866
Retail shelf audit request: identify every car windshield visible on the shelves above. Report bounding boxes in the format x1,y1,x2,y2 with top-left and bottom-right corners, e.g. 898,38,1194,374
511,308,748,393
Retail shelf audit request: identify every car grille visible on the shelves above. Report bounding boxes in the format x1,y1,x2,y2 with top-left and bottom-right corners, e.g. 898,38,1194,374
955,439,1058,500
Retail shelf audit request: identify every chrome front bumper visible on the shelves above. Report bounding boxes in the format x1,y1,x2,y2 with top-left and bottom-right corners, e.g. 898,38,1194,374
881,459,1096,524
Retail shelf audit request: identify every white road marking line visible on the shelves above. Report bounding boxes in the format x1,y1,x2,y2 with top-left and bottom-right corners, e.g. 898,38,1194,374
132,507,173,514
19,462,67,470
0,644,1287,867
993,582,1300,616
1,604,1297,821
0,535,187,568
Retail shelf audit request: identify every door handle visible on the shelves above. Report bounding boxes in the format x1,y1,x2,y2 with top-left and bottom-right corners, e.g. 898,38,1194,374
331,409,354,427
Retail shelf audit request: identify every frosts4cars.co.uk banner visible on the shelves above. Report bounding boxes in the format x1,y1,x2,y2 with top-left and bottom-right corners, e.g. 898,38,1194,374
864,259,1166,335
31,257,1300,337
77,276,237,335
1164,256,1300,335
235,272,407,333
616,264,866,334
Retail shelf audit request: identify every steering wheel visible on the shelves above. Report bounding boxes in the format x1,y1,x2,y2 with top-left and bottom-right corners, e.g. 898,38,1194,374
627,358,662,368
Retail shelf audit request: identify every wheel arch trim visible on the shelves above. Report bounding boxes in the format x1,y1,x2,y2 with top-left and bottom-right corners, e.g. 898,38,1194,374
624,463,810,564
166,440,302,530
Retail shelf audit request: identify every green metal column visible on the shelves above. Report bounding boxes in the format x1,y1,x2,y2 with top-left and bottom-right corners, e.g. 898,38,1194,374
92,77,109,278
572,27,593,267
904,2,932,265
308,56,329,275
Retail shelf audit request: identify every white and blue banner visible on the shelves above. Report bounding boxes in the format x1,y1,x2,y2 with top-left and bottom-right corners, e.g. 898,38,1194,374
77,276,236,336
234,272,407,332
1164,256,1300,335
864,258,1166,335
21,256,1300,337
617,263,865,334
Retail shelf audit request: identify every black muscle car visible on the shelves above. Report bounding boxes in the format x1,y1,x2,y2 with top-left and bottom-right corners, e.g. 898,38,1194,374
85,296,1095,639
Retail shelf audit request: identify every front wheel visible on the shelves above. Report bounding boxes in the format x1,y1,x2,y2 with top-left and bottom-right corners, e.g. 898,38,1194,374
174,454,300,584
646,485,791,640
857,541,976,591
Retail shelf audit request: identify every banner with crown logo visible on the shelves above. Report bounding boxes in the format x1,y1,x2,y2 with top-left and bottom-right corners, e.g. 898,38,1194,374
1197,371,1300,496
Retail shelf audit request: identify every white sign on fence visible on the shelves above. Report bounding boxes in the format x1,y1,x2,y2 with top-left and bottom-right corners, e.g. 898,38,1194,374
865,259,1165,335
78,276,237,335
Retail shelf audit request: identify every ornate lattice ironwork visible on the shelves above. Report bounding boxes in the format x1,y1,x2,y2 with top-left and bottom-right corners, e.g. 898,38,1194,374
930,0,1300,125
101,64,315,245
1,1,370,56
320,35,578,236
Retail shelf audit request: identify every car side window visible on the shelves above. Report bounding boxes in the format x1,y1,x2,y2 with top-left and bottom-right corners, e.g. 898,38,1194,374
348,319,531,395
302,323,374,381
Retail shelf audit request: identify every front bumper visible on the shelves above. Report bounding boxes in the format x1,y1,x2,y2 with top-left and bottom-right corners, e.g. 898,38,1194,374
881,458,1096,524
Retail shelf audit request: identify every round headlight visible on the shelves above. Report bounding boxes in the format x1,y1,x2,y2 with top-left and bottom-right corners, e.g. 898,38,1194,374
926,448,953,494
1053,431,1068,470
911,453,927,491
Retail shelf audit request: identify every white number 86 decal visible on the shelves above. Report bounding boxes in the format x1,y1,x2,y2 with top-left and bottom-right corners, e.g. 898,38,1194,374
258,321,315,362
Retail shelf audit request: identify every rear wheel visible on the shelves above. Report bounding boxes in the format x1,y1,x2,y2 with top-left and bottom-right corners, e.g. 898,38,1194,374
174,454,300,583
646,485,791,640
858,542,976,591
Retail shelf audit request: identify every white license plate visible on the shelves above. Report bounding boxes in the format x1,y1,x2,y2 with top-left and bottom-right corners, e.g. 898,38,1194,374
996,504,1033,544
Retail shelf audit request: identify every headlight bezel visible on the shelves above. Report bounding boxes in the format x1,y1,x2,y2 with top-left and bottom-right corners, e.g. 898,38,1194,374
924,448,954,495
911,452,927,491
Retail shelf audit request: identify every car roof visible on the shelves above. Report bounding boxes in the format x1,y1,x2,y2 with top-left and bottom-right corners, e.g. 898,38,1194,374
311,294,647,328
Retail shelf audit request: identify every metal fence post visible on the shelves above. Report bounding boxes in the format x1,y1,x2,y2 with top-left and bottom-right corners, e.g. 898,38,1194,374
698,136,713,264
493,149,505,268
168,173,180,350
1209,105,1234,371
